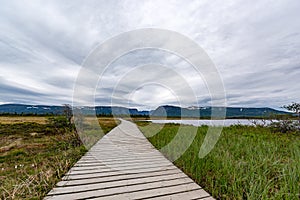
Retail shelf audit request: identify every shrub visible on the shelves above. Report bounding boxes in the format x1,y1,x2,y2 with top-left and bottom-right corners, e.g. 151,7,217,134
269,119,299,133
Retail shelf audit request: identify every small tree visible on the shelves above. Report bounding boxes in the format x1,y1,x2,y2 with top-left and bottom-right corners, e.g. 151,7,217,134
63,104,73,126
283,102,300,120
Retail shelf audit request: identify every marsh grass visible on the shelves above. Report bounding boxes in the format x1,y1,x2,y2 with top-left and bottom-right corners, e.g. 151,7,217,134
0,116,48,124
137,122,300,200
0,117,119,199
98,117,120,134
75,117,120,149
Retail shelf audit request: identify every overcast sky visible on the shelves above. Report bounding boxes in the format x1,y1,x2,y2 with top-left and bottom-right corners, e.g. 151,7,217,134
0,0,299,110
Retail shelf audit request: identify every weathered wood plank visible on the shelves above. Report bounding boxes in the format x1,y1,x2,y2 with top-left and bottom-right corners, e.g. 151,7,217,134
49,174,189,195
57,169,181,186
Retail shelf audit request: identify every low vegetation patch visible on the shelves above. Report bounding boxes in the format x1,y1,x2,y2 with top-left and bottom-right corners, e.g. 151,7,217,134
0,116,119,199
0,116,47,124
137,122,300,200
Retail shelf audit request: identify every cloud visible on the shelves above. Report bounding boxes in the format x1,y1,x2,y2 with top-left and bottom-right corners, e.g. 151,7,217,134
0,0,299,110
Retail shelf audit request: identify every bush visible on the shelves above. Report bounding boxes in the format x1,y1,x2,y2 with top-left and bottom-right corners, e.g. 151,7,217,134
259,114,300,134
269,119,299,133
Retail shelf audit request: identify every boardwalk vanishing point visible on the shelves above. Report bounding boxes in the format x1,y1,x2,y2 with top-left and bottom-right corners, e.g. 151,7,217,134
45,119,214,200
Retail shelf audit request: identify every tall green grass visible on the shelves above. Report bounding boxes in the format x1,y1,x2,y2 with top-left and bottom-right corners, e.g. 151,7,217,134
137,122,300,200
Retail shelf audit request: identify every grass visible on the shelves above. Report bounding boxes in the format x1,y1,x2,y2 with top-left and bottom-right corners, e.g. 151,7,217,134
74,117,120,149
137,122,300,200
0,116,48,124
98,117,120,134
0,116,119,199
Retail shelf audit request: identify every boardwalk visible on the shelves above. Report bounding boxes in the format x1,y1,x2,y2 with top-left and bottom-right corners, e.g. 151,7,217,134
45,119,214,200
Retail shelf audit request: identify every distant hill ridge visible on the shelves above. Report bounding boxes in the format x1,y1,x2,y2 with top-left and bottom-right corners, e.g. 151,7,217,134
0,104,149,116
0,104,289,118
151,105,289,118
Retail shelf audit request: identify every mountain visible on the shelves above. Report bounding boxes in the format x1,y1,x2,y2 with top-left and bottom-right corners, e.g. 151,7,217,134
0,104,149,116
0,104,290,118
76,106,149,116
0,104,64,115
151,105,290,118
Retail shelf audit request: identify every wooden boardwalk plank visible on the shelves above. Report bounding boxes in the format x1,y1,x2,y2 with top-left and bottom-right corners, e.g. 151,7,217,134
45,119,214,200
57,169,181,187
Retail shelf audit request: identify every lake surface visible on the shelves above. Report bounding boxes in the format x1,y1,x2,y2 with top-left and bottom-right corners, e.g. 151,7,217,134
148,119,270,127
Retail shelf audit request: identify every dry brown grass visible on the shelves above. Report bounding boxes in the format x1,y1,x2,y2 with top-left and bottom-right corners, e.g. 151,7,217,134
98,117,120,131
0,116,48,124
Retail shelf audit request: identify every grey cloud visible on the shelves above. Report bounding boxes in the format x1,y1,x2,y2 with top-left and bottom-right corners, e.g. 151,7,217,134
0,0,299,109
0,82,43,97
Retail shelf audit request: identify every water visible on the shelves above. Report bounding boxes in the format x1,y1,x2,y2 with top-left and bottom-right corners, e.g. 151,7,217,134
147,119,270,127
